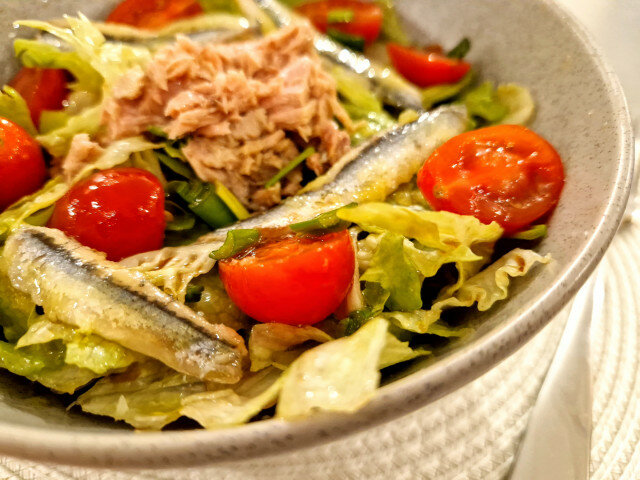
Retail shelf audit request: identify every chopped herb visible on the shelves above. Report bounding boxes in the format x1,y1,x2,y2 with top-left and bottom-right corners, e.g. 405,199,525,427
165,201,196,231
210,229,261,260
508,224,548,241
290,203,356,234
264,147,315,189
147,126,169,139
185,284,204,303
213,180,250,220
157,152,195,179
447,38,471,59
327,29,365,51
168,180,236,228
327,8,355,23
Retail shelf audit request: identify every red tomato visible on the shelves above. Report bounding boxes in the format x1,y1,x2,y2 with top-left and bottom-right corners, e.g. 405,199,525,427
9,68,69,127
106,0,204,30
0,118,47,211
296,0,383,44
386,43,471,87
48,168,166,261
219,230,355,325
417,125,565,233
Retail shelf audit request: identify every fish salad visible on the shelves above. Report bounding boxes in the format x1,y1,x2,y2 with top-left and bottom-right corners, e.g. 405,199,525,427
0,0,564,429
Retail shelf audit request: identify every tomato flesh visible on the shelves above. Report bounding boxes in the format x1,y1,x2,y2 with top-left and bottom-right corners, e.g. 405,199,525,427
296,0,383,44
0,118,47,211
48,168,166,261
107,0,204,29
417,125,565,233
219,230,355,325
9,68,69,127
387,43,471,87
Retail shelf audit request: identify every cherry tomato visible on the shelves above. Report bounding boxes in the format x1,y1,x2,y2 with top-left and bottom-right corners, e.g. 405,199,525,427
107,0,204,30
0,118,47,211
9,68,69,127
296,0,383,44
219,230,355,325
417,125,565,233
386,43,471,87
48,168,166,261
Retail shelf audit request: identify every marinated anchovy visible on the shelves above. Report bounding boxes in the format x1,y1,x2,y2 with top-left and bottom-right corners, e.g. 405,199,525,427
249,0,424,111
3,227,247,383
125,105,468,266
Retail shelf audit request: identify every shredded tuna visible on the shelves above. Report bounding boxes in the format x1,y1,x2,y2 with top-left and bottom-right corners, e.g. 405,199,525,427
53,134,104,182
102,26,352,210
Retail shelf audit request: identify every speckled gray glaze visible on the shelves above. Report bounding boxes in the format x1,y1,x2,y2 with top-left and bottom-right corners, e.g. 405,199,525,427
0,0,633,469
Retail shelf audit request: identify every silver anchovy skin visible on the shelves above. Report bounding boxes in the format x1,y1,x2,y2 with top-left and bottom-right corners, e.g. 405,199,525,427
3,227,247,383
251,0,424,111
124,105,468,267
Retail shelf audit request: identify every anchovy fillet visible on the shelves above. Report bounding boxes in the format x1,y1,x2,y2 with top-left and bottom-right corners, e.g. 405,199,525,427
3,227,247,383
251,0,424,111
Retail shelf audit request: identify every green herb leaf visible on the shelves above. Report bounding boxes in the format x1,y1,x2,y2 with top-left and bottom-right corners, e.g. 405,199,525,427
421,70,474,110
447,37,471,59
327,8,355,23
290,203,356,234
327,29,365,51
169,180,236,228
508,224,547,241
265,147,315,188
185,284,204,303
463,81,509,123
210,229,261,260
165,201,196,231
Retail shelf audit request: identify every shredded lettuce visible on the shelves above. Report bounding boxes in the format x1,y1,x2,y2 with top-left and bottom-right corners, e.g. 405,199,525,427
17,318,138,375
16,15,151,90
0,86,37,136
276,317,388,419
495,83,535,125
14,38,103,99
36,104,102,157
378,331,430,369
186,274,249,330
249,323,332,371
384,248,550,334
76,362,282,430
463,81,509,123
421,71,474,110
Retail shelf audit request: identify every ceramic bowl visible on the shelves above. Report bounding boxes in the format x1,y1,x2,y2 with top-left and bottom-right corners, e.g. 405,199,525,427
0,0,633,468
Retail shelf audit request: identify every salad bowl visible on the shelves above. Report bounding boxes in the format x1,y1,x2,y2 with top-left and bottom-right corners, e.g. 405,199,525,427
0,0,633,468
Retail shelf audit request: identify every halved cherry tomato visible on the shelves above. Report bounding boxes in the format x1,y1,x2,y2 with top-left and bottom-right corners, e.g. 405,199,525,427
296,0,383,45
106,0,204,30
9,68,69,127
48,168,166,261
0,117,47,211
417,125,565,233
386,43,471,87
219,230,355,325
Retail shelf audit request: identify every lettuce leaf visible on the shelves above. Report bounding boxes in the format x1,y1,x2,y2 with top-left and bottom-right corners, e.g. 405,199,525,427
361,232,423,311
16,15,151,90
0,268,33,342
378,332,429,369
0,86,37,136
248,323,332,372
421,71,474,110
495,83,535,125
36,104,102,157
338,203,503,252
76,362,283,430
385,248,550,334
186,274,249,330
17,318,138,375
180,367,282,429
14,38,103,98
0,340,99,394
276,317,388,419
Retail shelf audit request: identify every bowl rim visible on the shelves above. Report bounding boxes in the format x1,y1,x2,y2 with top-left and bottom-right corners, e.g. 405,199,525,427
0,0,634,469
